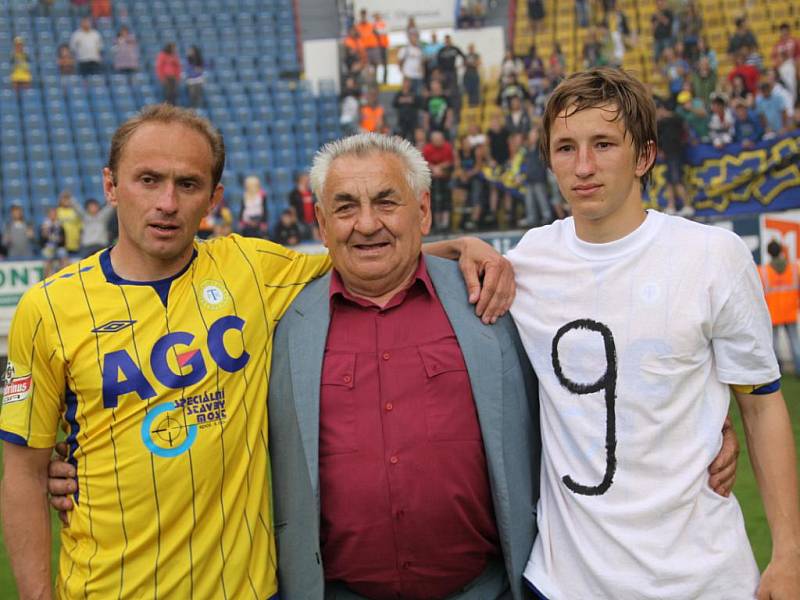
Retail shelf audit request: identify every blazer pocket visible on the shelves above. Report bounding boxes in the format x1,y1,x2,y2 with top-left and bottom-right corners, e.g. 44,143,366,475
418,341,482,442
319,352,359,455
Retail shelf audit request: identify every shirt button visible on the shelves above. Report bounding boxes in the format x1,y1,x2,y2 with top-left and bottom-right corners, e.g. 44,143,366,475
389,455,399,465
382,352,390,360
343,375,351,383
402,561,411,570
385,402,393,411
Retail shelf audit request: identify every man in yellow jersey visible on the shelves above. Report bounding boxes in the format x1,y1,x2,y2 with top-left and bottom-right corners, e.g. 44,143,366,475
0,104,513,599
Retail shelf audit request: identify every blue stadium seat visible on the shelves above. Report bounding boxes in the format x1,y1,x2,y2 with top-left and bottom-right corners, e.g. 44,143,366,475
1,161,25,180
26,145,49,162
29,161,53,180
2,179,28,201
25,128,48,146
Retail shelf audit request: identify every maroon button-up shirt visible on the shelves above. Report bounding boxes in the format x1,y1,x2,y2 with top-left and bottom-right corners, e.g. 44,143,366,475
319,257,500,600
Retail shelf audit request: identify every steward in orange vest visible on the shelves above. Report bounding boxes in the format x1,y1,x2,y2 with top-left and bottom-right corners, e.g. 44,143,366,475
759,240,799,326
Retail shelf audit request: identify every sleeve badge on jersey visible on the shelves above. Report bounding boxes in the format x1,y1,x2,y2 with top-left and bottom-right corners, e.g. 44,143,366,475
2,361,32,405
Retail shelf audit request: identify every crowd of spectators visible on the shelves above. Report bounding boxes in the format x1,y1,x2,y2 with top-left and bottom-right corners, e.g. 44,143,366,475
9,14,206,106
333,3,800,232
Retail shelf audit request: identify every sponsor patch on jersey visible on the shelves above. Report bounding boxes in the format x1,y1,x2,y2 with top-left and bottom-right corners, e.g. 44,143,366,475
3,372,32,405
199,280,229,310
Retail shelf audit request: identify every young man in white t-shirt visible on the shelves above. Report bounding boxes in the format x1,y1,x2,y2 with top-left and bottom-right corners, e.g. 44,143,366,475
507,67,800,599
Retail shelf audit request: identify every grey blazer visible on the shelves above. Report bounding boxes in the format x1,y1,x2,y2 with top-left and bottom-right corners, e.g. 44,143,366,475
268,256,541,600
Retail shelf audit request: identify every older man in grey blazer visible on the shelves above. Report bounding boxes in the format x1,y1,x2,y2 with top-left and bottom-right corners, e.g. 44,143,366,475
268,133,541,600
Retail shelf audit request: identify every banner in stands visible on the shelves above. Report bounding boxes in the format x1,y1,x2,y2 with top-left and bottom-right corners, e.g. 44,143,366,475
353,0,456,30
644,131,800,218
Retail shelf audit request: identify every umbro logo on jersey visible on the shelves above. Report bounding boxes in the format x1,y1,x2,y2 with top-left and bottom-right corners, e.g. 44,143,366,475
92,320,136,334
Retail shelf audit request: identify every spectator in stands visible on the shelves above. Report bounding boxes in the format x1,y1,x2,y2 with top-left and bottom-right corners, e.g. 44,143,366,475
772,23,800,69
487,112,511,169
756,80,790,139
727,16,758,57
239,175,268,238
437,35,465,95
732,98,763,148
691,56,717,107
527,0,545,37
496,73,530,111
500,49,524,84
56,190,82,256
69,0,89,16
2,203,34,259
274,208,302,247
343,26,365,78
695,36,718,72
773,53,797,110
605,7,632,67
498,132,526,229
651,0,674,62
10,37,32,91
728,73,755,107
70,17,103,76
422,130,454,232
112,26,138,73
677,0,702,62
759,239,800,375
397,32,424,95
423,32,444,84
656,99,690,215
373,12,389,84
524,44,546,95
661,46,689,100
405,16,418,40
393,78,421,142
708,94,735,148
743,43,765,73
424,79,453,136
768,69,796,119
413,126,427,152
288,171,317,240
360,86,384,133
57,43,75,75
575,0,590,29
356,9,380,76
91,0,110,19
520,127,551,227
582,27,606,69
549,41,566,74
73,197,114,257
199,198,232,239
155,42,181,105
505,95,532,135
40,206,68,276
339,76,361,137
185,45,205,108
463,43,481,107
728,50,760,96
453,134,484,231
676,89,709,143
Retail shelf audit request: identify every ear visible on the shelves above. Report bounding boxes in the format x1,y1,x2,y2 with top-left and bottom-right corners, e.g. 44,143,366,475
635,140,657,178
314,201,330,248
207,183,224,216
419,190,432,235
103,167,117,207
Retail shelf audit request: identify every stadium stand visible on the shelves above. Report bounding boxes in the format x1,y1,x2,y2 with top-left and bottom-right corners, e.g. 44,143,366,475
0,0,342,229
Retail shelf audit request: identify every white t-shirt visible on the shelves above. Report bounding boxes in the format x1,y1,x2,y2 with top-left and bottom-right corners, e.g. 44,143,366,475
507,210,779,600
70,29,103,63
397,44,424,80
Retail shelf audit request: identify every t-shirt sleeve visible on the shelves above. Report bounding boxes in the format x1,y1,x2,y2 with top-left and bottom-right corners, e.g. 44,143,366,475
0,291,63,448
711,241,780,385
253,238,331,321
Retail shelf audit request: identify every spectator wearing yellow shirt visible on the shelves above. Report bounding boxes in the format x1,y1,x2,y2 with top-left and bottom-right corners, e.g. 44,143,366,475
10,37,32,91
56,190,83,255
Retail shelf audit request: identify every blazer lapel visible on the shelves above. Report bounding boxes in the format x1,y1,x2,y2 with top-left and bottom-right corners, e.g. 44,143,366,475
286,275,331,495
426,259,506,472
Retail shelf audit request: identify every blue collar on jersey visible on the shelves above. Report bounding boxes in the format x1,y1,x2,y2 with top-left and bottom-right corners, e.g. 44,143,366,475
99,246,198,308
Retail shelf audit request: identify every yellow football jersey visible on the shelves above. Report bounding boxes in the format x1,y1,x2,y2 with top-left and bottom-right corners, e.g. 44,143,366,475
0,234,330,599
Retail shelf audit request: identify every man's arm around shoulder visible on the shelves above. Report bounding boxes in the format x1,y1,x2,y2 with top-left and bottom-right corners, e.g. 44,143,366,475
1,441,54,600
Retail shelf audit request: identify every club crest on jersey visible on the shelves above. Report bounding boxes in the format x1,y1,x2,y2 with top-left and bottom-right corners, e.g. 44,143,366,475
2,361,32,406
199,280,229,311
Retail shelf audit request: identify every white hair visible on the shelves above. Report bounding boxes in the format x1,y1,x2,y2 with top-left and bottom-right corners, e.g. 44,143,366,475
309,133,432,199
